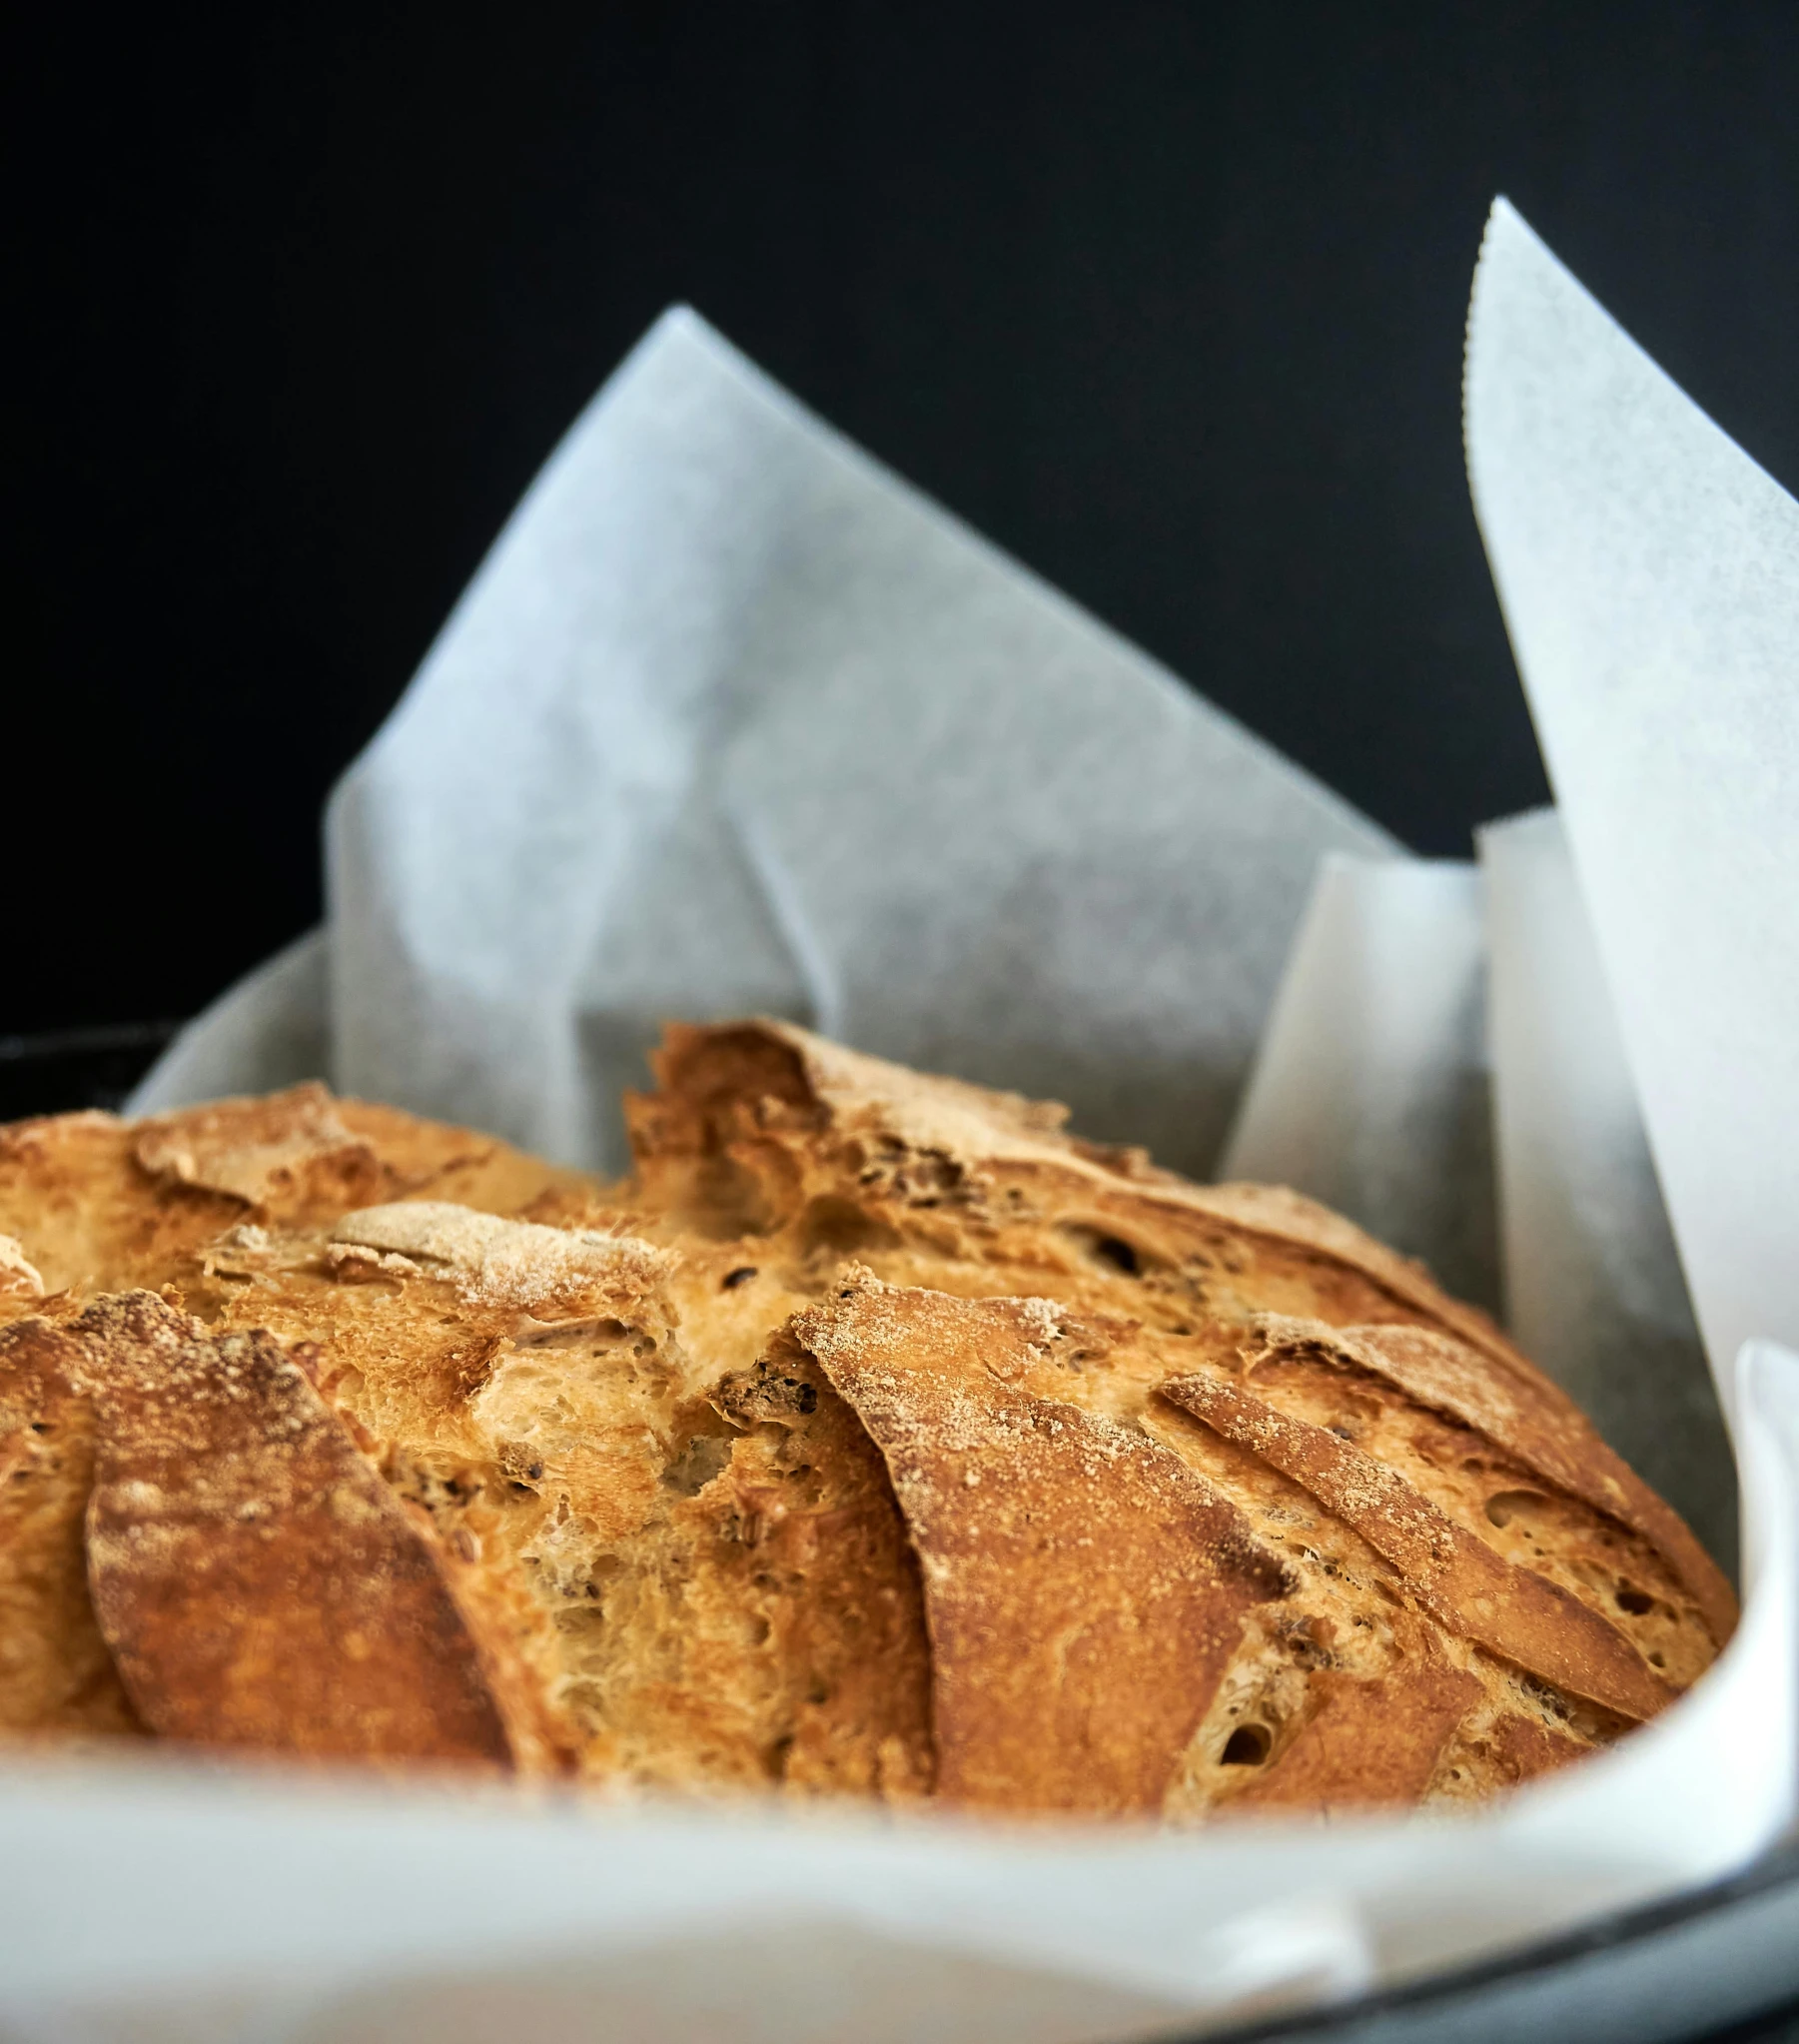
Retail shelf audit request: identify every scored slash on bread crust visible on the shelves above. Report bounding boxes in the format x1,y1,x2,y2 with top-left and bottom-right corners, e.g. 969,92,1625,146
0,1296,529,1764
791,1273,1292,1813
0,1317,142,1737
131,1083,388,1208
628,1022,1560,1379
1224,1660,1488,1812
83,1294,526,1765
0,1023,1736,1816
624,1019,1731,1811
1236,1316,1734,1648
1157,1369,1670,1722
627,1020,1732,1642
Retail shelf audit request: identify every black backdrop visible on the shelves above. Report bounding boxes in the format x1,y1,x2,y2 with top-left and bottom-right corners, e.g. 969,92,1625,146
11,4,1799,1036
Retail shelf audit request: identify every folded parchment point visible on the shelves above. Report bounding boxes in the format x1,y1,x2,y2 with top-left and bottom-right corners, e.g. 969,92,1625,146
1467,198,1799,1390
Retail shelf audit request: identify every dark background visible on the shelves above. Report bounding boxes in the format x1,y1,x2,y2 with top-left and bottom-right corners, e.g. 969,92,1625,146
11,3,1799,1036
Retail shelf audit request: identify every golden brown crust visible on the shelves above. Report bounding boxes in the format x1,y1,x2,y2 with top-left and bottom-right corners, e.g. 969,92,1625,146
628,1020,1729,1643
198,1210,681,1776
774,1272,1644,1816
0,1034,1729,1816
1226,1659,1484,1813
1176,1181,1539,1385
1240,1316,1735,1647
0,1317,143,1737
186,1200,933,1798
631,1020,1551,1380
134,1083,385,1210
73,1292,523,1765
332,1202,674,1311
702,1341,937,1797
612,1019,1727,1810
1486,1710,1590,1785
0,1088,596,1316
1157,1368,1670,1722
792,1273,1290,1813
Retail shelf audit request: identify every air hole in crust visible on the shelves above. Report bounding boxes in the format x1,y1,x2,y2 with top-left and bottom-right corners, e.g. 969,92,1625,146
1221,1723,1272,1766
662,1433,735,1497
722,1267,758,1290
798,1196,900,1258
1615,1584,1654,1615
1484,1489,1547,1529
1060,1223,1167,1278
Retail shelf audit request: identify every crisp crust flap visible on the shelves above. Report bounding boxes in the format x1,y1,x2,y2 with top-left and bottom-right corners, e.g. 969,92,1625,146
1244,1315,1736,1646
133,1082,383,1208
0,1318,142,1735
1226,1658,1484,1813
1,1090,599,1317
1160,1370,1671,1722
791,1272,1292,1812
128,1085,588,1226
1489,1711,1589,1785
74,1292,516,1764
638,1019,1564,1391
333,1203,671,1313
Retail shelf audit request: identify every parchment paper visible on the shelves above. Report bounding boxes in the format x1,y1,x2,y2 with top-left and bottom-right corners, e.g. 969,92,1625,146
131,928,331,1113
1480,807,1735,1570
131,309,1389,1180
37,206,1795,2037
1467,197,1799,1386
1219,853,1497,1312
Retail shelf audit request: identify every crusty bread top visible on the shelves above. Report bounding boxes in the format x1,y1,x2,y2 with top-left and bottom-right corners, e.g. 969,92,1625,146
80,1293,527,1765
790,1275,1290,1811
1236,1316,1735,1648
627,1019,1734,1648
0,1315,141,1739
0,1293,545,1765
0,1035,1734,1816
776,1268,1674,1814
0,1084,594,1320
635,1019,1527,1353
132,1083,384,1207
1158,1367,1669,1721
610,1022,1729,1811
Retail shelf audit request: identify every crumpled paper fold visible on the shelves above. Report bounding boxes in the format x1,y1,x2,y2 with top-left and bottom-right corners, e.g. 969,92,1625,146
129,309,1390,1181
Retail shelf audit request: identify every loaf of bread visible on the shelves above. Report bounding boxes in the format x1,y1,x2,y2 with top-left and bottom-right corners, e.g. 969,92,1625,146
0,1023,1733,1817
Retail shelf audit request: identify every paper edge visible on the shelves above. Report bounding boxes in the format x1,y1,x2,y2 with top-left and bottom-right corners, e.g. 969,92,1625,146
345,302,1399,860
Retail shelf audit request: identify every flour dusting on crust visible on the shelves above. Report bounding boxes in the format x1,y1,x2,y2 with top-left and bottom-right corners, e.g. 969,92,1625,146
334,1202,671,1310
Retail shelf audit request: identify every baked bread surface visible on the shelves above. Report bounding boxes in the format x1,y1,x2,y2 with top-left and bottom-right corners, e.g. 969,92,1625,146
0,1033,1732,1816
